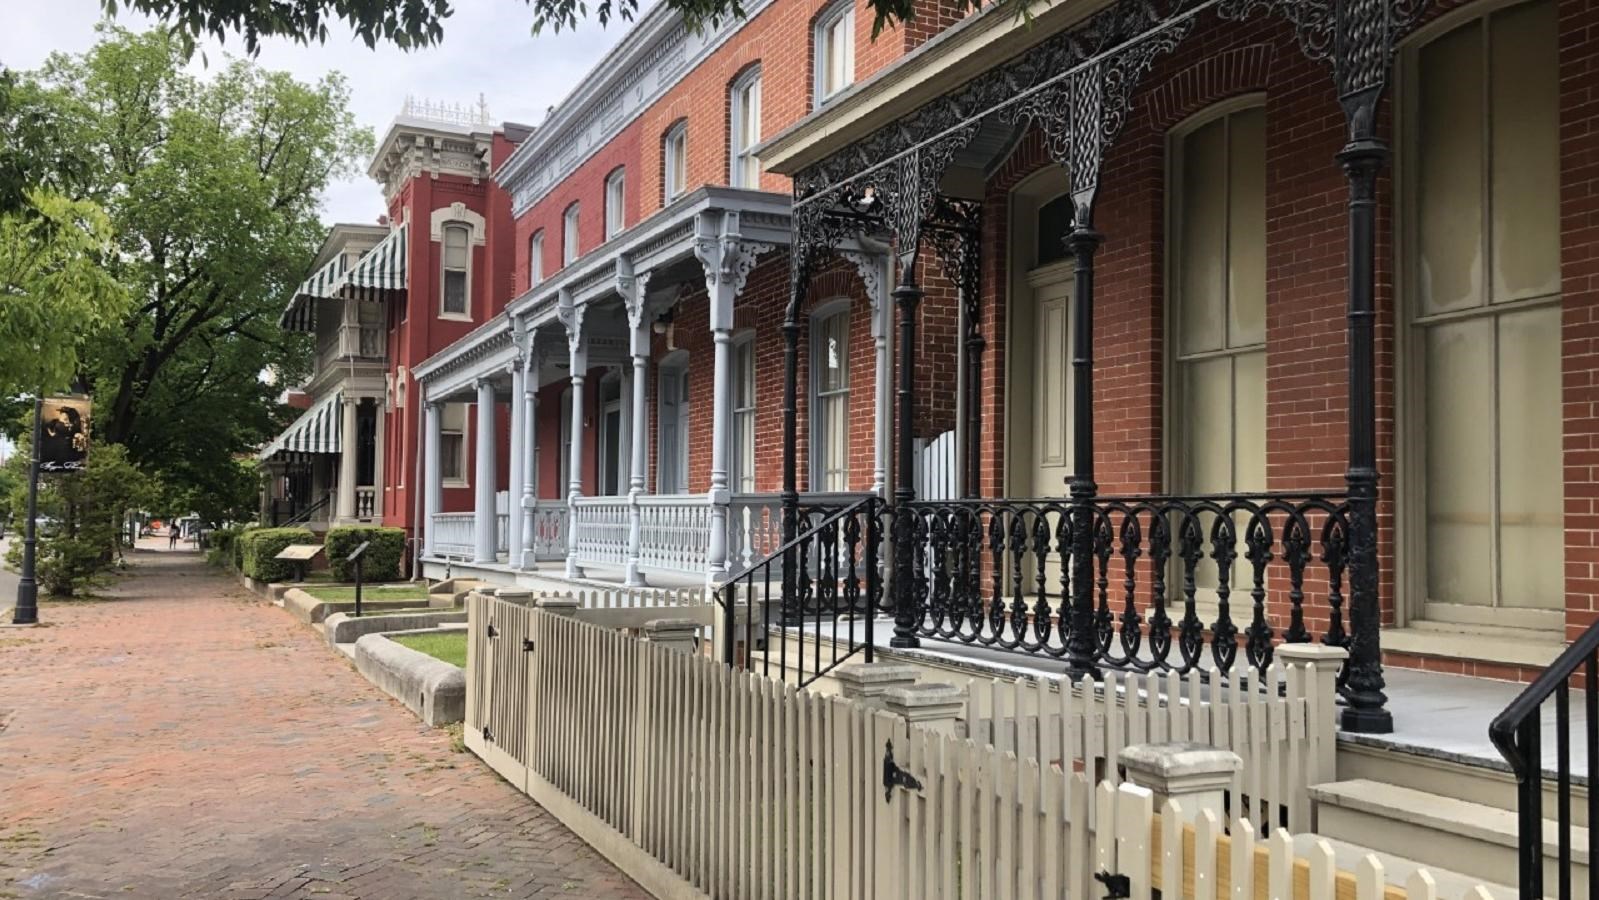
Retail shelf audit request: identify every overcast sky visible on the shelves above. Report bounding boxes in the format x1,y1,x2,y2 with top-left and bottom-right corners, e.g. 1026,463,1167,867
0,0,638,226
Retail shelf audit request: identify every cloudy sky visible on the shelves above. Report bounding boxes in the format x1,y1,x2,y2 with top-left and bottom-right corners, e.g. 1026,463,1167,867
0,0,639,225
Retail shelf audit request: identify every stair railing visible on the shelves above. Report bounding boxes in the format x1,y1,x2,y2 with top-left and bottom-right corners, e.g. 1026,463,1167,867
281,491,332,529
714,495,882,688
1489,620,1599,899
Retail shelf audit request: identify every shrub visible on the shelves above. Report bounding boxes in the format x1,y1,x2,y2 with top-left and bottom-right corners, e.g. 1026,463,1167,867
324,525,406,582
238,526,317,582
206,525,246,569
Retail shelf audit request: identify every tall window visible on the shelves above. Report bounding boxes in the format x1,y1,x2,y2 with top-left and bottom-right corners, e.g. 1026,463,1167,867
730,68,762,189
440,403,467,485
529,231,544,286
441,223,470,317
1406,0,1561,613
605,168,626,239
563,203,581,265
663,121,688,202
811,306,850,491
731,335,757,493
1169,104,1267,516
815,1,855,104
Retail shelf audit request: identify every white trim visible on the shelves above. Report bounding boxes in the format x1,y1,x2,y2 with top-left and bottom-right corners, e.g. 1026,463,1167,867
529,230,545,286
809,298,852,492
663,120,688,202
605,168,627,240
439,221,474,321
563,203,582,266
813,0,856,108
729,68,763,189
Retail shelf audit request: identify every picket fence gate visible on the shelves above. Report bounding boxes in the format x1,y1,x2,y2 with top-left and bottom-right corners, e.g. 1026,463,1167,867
463,593,1498,900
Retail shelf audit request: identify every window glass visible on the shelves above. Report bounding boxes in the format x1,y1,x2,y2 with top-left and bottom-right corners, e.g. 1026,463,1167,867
813,309,850,491
818,5,855,101
732,337,756,493
731,72,762,188
605,170,625,239
563,204,580,265
529,232,544,286
442,225,469,316
440,402,467,483
665,124,688,201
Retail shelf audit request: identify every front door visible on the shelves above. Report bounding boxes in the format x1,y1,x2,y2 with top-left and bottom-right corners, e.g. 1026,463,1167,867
1011,264,1074,499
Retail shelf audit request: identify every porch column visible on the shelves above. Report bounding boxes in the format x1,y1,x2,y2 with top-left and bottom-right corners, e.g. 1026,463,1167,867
560,290,588,580
619,257,650,586
519,348,540,568
336,396,359,521
422,400,442,558
1064,211,1103,680
844,250,891,497
890,262,922,650
507,354,527,569
473,377,497,564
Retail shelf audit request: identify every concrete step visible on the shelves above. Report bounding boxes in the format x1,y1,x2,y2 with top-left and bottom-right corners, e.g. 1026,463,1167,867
1313,778,1586,893
1339,732,1589,824
1289,833,1517,898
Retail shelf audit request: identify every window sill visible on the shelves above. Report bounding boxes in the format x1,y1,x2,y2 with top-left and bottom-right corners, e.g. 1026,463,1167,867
438,313,473,323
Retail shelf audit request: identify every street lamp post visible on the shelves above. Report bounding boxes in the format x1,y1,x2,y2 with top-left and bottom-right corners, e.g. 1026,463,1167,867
12,397,42,625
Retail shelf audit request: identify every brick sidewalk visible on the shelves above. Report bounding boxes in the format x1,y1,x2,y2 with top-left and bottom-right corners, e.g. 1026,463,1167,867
0,547,648,900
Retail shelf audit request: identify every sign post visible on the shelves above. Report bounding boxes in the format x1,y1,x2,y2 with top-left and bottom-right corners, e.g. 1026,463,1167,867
348,541,372,617
11,398,42,625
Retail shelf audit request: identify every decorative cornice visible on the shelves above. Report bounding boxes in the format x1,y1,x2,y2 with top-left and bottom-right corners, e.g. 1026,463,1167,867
371,123,494,203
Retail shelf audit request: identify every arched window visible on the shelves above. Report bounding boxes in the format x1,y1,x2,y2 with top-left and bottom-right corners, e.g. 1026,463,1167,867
1402,0,1561,616
663,120,688,202
563,203,581,265
605,168,626,239
810,302,850,491
814,0,855,105
729,67,762,189
441,223,471,318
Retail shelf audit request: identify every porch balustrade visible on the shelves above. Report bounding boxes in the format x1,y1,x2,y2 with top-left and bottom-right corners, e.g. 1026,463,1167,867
528,501,569,562
354,487,376,520
570,497,630,569
431,512,474,558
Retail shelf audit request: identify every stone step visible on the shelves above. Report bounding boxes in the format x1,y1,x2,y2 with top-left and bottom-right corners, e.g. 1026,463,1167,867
1289,832,1517,898
1313,778,1584,893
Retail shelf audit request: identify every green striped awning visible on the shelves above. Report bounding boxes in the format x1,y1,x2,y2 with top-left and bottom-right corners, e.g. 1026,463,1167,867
278,253,351,333
340,223,408,302
257,391,342,461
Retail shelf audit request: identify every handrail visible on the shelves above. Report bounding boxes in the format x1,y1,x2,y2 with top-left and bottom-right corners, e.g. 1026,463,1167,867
1488,618,1599,899
282,491,331,527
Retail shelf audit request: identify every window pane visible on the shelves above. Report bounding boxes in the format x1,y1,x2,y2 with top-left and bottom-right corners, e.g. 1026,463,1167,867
444,271,467,313
440,434,463,481
530,235,543,283
1497,304,1563,608
820,313,848,391
1180,356,1234,494
1417,18,1485,315
1424,317,1493,606
735,340,754,407
1232,350,1266,492
1227,107,1266,348
1489,0,1559,304
1178,117,1227,356
734,410,755,492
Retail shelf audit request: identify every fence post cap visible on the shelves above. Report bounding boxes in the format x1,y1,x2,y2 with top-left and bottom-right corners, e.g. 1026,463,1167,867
882,682,967,708
493,587,533,601
833,663,921,687
644,617,701,635
1119,742,1242,784
1274,643,1350,665
535,594,581,613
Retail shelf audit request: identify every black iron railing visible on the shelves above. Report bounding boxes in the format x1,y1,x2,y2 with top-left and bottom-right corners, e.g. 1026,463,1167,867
279,491,331,528
893,493,1353,677
716,495,883,688
1490,621,1598,900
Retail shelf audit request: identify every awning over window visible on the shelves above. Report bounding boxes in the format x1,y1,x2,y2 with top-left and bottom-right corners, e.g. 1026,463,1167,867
257,391,342,461
340,223,408,302
278,253,351,333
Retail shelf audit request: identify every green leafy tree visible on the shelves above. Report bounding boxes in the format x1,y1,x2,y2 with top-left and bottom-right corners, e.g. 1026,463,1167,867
0,67,93,219
24,27,371,514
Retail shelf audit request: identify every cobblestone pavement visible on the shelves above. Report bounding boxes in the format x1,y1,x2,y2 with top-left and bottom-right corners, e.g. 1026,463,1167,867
0,544,648,900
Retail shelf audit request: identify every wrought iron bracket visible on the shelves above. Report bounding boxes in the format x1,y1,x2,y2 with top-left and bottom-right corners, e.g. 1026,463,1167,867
1094,870,1131,900
882,739,923,802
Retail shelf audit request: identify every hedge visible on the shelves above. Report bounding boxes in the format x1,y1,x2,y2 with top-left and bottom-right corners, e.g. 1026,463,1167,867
239,526,317,582
206,525,247,569
324,525,406,582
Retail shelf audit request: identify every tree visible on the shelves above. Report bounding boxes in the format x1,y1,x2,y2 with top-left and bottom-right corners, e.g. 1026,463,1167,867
106,0,941,51
0,68,93,219
25,27,372,517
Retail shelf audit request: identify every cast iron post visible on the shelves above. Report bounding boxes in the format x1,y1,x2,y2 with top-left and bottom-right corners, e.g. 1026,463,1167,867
1064,220,1103,681
11,398,41,625
1337,130,1393,734
780,287,802,628
891,271,923,649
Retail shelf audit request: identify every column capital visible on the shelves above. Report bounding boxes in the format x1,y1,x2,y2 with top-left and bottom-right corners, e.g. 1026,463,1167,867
694,209,774,331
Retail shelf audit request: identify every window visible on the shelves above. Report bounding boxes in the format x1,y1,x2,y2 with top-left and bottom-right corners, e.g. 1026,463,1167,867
663,121,688,202
605,168,626,239
440,403,467,485
599,375,624,495
658,355,690,494
1404,0,1561,614
441,223,470,317
811,306,850,491
730,68,762,189
815,1,855,104
563,203,581,265
529,231,544,286
731,335,757,493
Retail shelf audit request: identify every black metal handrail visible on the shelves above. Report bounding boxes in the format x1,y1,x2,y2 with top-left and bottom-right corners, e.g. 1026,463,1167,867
1489,622,1599,899
281,491,332,528
716,495,882,688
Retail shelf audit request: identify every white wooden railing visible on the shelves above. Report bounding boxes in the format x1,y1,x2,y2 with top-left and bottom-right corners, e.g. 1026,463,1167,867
529,500,568,561
571,496,630,567
636,494,712,573
431,512,474,557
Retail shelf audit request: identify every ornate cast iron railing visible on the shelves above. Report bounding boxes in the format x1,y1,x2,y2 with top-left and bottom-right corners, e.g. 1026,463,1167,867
893,493,1352,679
717,496,883,689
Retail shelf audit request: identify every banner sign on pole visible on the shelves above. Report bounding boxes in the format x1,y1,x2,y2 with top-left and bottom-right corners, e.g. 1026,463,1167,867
39,395,90,473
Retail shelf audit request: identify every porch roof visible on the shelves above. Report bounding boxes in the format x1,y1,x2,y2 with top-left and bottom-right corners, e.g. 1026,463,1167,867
257,390,342,461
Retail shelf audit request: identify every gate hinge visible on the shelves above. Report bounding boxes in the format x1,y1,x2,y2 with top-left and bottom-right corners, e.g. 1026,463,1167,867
487,623,499,638
482,725,494,743
522,638,535,652
882,739,922,802
1094,871,1130,900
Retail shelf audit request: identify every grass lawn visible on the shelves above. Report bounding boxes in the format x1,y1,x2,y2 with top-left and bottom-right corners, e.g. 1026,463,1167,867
303,585,428,603
391,631,467,668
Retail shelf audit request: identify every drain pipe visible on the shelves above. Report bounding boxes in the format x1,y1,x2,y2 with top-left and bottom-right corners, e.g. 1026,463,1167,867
411,382,425,582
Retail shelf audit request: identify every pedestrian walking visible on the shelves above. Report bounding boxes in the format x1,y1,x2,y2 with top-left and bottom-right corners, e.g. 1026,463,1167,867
168,526,179,550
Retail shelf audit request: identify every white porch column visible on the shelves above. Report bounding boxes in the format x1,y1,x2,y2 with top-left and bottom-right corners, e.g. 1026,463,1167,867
422,400,442,558
337,396,359,521
519,347,541,568
619,256,652,587
694,211,773,582
507,353,527,569
473,377,497,564
559,290,588,579
845,250,892,497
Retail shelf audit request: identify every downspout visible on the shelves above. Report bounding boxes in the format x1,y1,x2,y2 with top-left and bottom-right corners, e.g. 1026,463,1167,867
411,376,425,581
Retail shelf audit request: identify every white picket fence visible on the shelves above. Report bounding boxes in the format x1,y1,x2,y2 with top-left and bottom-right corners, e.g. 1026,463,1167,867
464,594,1498,900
